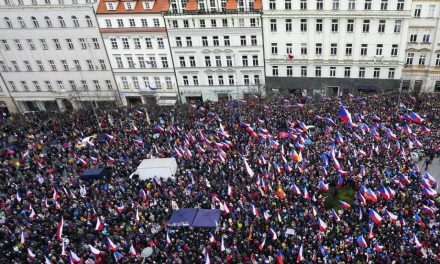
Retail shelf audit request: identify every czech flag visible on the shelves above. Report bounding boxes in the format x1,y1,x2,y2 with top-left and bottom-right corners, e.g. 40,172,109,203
129,245,136,257
250,203,259,216
27,248,36,259
420,126,431,134
357,235,367,247
208,232,216,243
270,228,278,240
337,106,352,123
340,200,351,209
318,217,327,231
258,237,266,251
369,208,382,225
134,138,143,145
89,245,101,256
57,217,64,241
21,231,26,244
414,234,422,247
70,251,81,263
292,184,302,195
303,187,310,199
107,237,118,251
297,244,304,262
422,187,437,198
386,210,398,223
276,249,284,264
379,186,390,200
375,243,384,252
331,209,340,222
409,112,423,123
335,133,344,145
140,189,147,202
117,203,124,214
423,172,436,185
95,217,104,231
403,125,412,136
154,125,165,133
318,181,329,191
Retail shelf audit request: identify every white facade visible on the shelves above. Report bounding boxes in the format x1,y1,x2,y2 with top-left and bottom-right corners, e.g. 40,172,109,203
96,0,179,106
262,0,411,95
403,1,440,93
164,0,265,102
0,0,118,113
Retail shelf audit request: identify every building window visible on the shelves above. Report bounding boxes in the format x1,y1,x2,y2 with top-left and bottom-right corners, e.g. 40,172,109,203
359,67,365,78
24,60,32,71
316,19,323,32
161,57,168,68
388,68,395,79
271,43,278,54
122,38,129,49
228,75,234,85
49,60,57,71
361,44,367,55
406,53,414,65
58,16,65,28
286,43,292,54
330,67,336,77
414,5,421,17
423,33,430,43
74,60,81,70
15,39,23,50
138,56,146,68
110,38,118,49
115,56,123,68
381,0,387,10
217,56,223,67
252,55,258,66
131,77,139,90
165,77,172,89
345,44,352,56
347,19,354,32
176,37,182,47
300,0,307,9
121,77,128,89
53,39,61,50
363,20,370,33
98,59,106,70
330,43,337,55
202,36,208,46
315,66,321,77
211,19,217,27
17,17,26,28
31,17,39,28
105,80,113,90
242,56,248,66
133,38,141,49
129,19,136,27
436,54,440,66
254,75,260,85
105,19,111,28
222,19,228,27
419,53,426,65
269,0,276,10
9,81,17,91
285,0,291,9
193,76,199,86
85,16,93,27
272,66,278,76
364,0,371,10
56,80,64,91
205,56,211,67
373,68,380,78
186,37,192,47
61,60,69,70
79,38,87,49
435,81,440,92
40,39,48,50
86,59,94,70
315,43,322,55
148,57,157,68
331,19,338,32
21,81,29,91
317,0,323,10
172,20,178,28
332,0,339,10
11,61,19,71
394,20,402,33
376,44,383,55
117,19,124,27
391,45,398,56
301,43,307,55
348,0,355,10
200,19,205,28
285,19,292,32
378,20,385,33
218,75,224,85
141,19,148,27
145,38,152,48
189,56,196,67
243,75,250,85
397,0,404,10
344,67,351,77
410,33,417,42
153,19,160,27
213,36,219,46
301,66,307,77
45,81,52,91
428,5,435,17
66,39,74,49
208,75,214,85
157,38,164,49
4,17,12,28
226,56,232,66
286,66,292,76
32,81,41,91
142,77,150,88
300,19,307,32
27,39,35,50
270,19,277,32
224,36,231,46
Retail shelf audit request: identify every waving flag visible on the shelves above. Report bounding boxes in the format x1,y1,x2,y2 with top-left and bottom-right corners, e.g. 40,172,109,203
276,249,284,264
107,237,118,251
27,248,36,259
335,133,344,145
243,158,255,177
303,187,310,199
250,203,259,217
166,231,172,245
420,126,431,134
221,237,226,252
129,244,136,257
16,192,22,202
140,189,147,203
318,217,327,231
318,181,329,191
258,236,266,251
297,244,304,262
89,245,101,256
208,232,216,243
70,251,81,263
117,203,124,214
339,200,351,209
45,256,52,264
357,235,367,247
270,228,277,240
379,186,390,200
227,184,233,197
422,187,437,198
386,210,398,223
369,208,382,225
338,106,352,123
95,217,104,231
21,231,26,244
292,184,302,195
57,217,64,241
414,234,422,247
135,208,140,223
375,243,384,252
409,112,423,123
331,209,340,222
423,172,436,185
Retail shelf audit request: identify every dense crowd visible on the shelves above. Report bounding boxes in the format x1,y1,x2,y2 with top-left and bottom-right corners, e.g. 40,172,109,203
0,92,439,263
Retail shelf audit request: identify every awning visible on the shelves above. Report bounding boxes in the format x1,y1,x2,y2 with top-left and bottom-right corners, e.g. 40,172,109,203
157,99,177,106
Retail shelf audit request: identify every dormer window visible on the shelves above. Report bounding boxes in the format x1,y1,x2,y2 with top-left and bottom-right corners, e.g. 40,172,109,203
143,1,154,9
125,2,135,10
106,2,116,10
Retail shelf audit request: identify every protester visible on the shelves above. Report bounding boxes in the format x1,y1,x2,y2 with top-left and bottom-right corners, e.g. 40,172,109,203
0,92,439,263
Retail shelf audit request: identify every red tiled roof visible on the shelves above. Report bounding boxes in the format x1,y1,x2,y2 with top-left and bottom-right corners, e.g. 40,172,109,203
254,0,262,10
185,0,198,11
96,0,169,14
225,0,237,10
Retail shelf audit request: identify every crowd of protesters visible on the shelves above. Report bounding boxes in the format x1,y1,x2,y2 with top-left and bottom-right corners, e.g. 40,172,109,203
0,91,439,264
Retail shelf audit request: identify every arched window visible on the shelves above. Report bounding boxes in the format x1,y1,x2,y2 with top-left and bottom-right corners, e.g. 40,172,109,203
4,17,12,28
31,17,39,28
17,17,26,28
85,15,93,27
58,16,66,27
44,16,52,28
71,16,79,27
